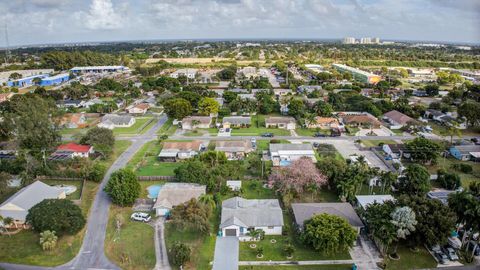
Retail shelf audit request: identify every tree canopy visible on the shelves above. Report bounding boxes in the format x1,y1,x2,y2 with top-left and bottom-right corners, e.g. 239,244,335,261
163,98,193,120
397,164,431,196
104,169,140,206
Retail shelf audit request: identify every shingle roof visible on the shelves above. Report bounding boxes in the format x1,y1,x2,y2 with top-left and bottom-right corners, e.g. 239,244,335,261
222,116,251,125
162,141,202,151
384,110,414,125
153,183,206,210
101,114,134,125
0,181,64,221
181,116,212,125
215,140,253,152
291,203,364,228
265,116,296,125
220,197,284,228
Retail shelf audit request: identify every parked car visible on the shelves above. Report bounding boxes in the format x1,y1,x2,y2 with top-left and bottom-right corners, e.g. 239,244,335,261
431,244,442,253
442,246,459,260
261,133,274,137
434,251,448,264
251,137,256,143
467,241,480,256
130,212,151,222
313,132,326,137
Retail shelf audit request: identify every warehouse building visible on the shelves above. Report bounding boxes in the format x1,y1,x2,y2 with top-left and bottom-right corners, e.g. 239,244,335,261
332,64,381,84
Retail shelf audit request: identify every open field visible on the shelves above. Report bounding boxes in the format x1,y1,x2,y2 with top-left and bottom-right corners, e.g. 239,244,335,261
104,206,156,270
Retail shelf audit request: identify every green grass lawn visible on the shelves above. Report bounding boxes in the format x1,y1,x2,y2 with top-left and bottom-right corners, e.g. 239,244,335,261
42,179,83,200
136,159,180,176
385,245,436,270
104,206,156,270
113,117,154,136
231,115,291,136
239,265,351,270
125,141,160,171
257,139,291,151
295,128,330,137
360,140,397,148
157,118,178,135
424,157,480,187
241,180,277,199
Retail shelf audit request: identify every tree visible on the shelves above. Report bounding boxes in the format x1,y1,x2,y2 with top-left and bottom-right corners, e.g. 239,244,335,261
198,97,220,116
174,160,212,189
313,101,333,117
405,137,441,164
39,230,58,251
26,199,85,235
364,201,397,254
199,151,227,167
170,199,211,233
80,127,115,158
301,213,357,254
397,164,431,196
390,206,417,255
437,169,461,190
380,171,397,193
284,242,295,257
84,162,107,182
458,101,480,127
0,172,10,197
287,99,306,119
217,65,236,80
268,158,327,197
198,194,216,210
399,195,456,246
170,242,191,266
163,98,192,120
104,169,140,206
9,72,22,80
424,84,439,96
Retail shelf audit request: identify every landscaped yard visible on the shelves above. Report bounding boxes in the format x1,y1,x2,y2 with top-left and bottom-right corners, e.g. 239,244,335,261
239,265,351,270
104,206,156,270
385,244,436,270
113,117,155,136
231,115,291,136
42,179,84,200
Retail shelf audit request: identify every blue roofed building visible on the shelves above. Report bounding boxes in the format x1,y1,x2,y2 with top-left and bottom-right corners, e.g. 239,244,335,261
449,145,480,161
6,74,49,87
39,73,70,86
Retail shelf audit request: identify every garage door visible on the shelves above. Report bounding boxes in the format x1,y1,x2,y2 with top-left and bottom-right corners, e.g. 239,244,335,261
225,229,237,236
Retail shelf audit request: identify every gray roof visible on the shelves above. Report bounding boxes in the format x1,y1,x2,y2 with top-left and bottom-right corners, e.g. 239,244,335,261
265,116,296,125
101,114,134,125
222,116,251,125
220,197,284,228
291,203,364,228
452,145,480,154
215,140,253,153
269,143,313,152
0,181,65,221
153,183,206,210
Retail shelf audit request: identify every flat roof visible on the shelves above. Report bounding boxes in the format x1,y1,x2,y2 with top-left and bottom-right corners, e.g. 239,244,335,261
333,63,379,77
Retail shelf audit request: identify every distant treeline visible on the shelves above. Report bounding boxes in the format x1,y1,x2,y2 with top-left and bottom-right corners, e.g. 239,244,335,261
40,50,119,70
351,60,480,69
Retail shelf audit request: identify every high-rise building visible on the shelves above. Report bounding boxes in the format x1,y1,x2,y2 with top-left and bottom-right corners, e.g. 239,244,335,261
360,37,372,44
373,37,380,44
343,37,356,44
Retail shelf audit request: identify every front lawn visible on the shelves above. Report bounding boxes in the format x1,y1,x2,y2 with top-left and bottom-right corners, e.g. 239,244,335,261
113,117,155,135
257,139,291,151
42,179,84,200
385,244,436,270
231,115,291,136
104,206,156,270
239,265,352,270
136,159,180,176
295,128,330,137
157,118,178,135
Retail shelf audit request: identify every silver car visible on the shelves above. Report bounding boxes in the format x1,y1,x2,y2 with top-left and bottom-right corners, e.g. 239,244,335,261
130,212,151,222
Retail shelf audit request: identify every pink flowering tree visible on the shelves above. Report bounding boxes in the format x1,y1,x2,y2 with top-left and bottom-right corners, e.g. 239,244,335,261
268,158,328,197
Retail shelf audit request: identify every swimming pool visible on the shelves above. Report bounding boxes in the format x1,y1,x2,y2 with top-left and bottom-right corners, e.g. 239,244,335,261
55,185,77,195
147,184,163,199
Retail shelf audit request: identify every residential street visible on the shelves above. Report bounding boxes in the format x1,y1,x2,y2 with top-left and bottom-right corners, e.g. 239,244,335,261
0,115,168,270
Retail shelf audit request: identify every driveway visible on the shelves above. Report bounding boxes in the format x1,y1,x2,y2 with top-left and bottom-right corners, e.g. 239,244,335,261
213,237,239,270
153,218,171,270
349,234,382,270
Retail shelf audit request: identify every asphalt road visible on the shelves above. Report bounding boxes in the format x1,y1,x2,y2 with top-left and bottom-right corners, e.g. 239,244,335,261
0,115,168,270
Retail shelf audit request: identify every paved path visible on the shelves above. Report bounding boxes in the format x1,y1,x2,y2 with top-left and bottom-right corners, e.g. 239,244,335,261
0,115,168,270
213,237,239,270
153,218,171,270
349,235,382,270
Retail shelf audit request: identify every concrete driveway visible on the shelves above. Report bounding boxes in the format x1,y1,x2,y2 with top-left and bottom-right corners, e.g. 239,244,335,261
153,218,171,270
213,237,239,270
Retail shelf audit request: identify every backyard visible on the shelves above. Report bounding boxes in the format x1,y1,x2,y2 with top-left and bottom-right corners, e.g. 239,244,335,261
231,115,291,136
42,179,84,200
125,140,181,176
104,206,156,270
424,157,480,187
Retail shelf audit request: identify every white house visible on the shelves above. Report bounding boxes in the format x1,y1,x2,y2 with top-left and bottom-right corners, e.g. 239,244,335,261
50,143,94,160
181,116,212,130
153,183,206,216
269,143,316,166
127,103,149,114
170,68,198,79
220,197,284,239
0,181,66,228
355,195,395,210
265,116,296,130
98,114,136,129
158,141,203,161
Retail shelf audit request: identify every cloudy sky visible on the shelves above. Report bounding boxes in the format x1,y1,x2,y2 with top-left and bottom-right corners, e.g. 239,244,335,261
2,0,479,46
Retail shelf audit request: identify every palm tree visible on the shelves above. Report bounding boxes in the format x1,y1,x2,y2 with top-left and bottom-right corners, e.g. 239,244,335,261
199,194,216,210
0,216,14,237
40,230,58,251
304,113,316,128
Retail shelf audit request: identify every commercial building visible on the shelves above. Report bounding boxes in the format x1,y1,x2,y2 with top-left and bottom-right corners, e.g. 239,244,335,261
0,69,54,84
6,74,49,87
332,64,381,84
70,66,128,74
39,73,70,86
360,37,372,44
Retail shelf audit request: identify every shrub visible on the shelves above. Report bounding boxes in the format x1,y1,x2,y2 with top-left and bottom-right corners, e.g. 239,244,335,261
170,242,190,266
26,199,85,235
460,163,473,173
437,169,461,190
104,169,140,206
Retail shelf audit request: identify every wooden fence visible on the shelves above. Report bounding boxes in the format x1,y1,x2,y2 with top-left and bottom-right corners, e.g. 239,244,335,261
137,175,175,181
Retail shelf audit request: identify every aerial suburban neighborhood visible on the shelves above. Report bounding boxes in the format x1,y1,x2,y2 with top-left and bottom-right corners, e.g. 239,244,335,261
0,1,479,270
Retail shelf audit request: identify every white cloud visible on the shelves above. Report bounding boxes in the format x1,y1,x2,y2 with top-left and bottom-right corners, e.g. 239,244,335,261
79,0,124,30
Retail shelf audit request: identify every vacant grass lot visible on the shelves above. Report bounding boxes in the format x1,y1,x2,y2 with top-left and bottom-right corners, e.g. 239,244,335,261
239,266,351,270
424,157,480,187
126,140,181,176
231,115,291,136
113,117,155,136
105,206,156,270
42,179,84,200
385,245,436,270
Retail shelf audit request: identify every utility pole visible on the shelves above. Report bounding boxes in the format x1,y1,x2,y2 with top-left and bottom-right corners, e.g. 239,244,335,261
4,22,11,65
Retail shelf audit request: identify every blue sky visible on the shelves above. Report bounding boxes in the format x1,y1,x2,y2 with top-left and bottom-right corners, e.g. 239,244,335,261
2,0,479,46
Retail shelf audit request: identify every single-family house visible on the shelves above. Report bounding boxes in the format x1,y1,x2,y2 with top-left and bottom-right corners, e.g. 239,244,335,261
355,195,395,210
424,109,446,121
382,144,410,159
438,115,467,130
61,113,87,129
220,197,284,238
153,183,206,216
339,113,382,128
158,141,203,161
181,116,212,130
449,145,480,161
127,103,149,114
297,85,323,94
265,116,296,130
291,203,364,234
98,114,136,129
222,116,251,128
169,68,198,79
50,143,94,160
307,117,341,129
226,180,242,191
427,189,457,205
83,98,103,109
215,140,253,160
383,110,416,129
0,181,66,228
57,100,84,108
269,144,316,166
